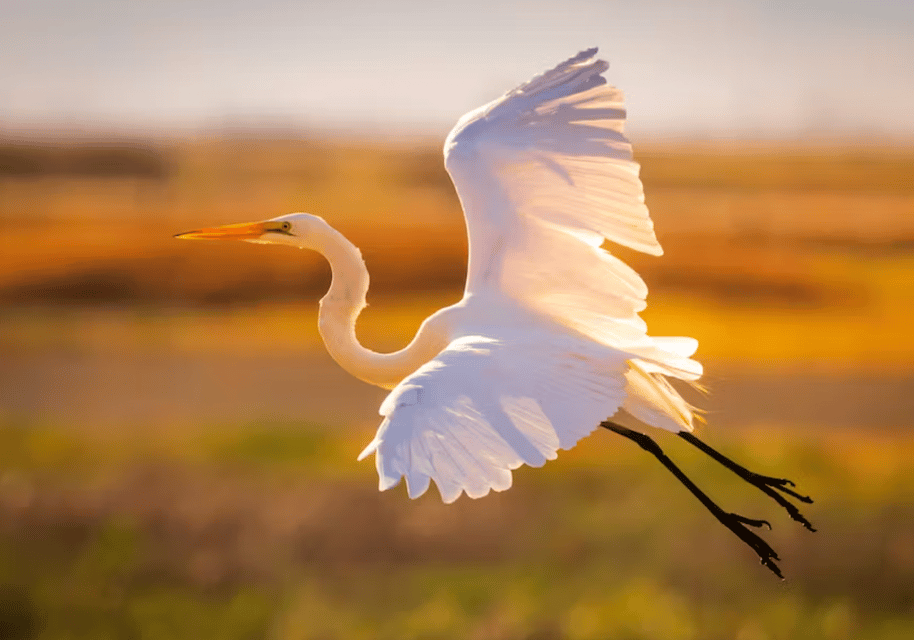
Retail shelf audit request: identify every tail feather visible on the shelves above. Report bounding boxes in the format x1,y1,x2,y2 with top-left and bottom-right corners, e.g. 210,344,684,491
620,360,699,432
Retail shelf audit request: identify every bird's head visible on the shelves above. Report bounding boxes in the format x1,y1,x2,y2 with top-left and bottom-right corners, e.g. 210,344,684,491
175,213,323,248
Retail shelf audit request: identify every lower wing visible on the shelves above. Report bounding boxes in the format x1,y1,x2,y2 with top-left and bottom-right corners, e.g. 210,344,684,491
358,332,629,503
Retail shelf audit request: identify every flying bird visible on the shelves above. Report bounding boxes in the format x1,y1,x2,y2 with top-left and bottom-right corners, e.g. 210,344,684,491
177,48,814,578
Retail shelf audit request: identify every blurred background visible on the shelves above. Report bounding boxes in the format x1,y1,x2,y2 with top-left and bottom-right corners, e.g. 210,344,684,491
2,1,914,638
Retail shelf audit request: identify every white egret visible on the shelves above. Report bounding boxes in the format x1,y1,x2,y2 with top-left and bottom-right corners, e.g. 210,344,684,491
177,49,814,577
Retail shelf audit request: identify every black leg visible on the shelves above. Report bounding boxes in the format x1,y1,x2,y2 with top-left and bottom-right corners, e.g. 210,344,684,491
677,431,816,532
600,421,784,579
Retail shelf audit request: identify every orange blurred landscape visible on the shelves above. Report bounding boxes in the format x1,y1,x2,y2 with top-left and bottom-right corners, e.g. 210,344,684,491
4,136,914,305
2,133,914,639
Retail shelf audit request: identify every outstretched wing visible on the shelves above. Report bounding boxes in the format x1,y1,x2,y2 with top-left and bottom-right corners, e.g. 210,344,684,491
358,334,630,503
444,48,663,349
357,51,704,502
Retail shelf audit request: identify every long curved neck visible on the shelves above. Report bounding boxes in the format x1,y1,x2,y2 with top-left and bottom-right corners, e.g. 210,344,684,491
308,219,449,389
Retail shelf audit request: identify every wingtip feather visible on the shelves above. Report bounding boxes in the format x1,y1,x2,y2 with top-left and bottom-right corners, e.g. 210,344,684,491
573,47,599,62
357,439,379,461
406,471,431,499
378,474,400,491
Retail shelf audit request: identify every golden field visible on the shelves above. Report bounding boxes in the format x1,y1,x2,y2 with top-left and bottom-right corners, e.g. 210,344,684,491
1,135,914,639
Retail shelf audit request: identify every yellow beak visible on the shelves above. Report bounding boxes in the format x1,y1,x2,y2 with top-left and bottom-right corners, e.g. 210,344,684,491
174,221,267,240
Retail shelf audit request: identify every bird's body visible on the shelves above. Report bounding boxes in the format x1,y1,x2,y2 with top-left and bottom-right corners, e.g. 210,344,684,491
177,48,814,577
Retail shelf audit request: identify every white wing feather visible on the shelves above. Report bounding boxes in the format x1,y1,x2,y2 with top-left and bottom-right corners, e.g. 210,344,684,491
358,333,630,503
359,49,703,501
443,48,701,387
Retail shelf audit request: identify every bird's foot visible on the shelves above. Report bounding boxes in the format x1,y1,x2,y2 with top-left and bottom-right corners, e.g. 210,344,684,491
676,432,816,532
731,513,772,530
720,510,783,579
747,473,813,503
743,473,816,532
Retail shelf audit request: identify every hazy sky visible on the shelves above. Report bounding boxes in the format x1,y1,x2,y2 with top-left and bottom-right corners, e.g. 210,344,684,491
2,0,913,139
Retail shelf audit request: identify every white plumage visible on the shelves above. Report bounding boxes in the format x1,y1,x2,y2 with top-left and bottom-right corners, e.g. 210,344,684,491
178,49,815,577
359,48,702,502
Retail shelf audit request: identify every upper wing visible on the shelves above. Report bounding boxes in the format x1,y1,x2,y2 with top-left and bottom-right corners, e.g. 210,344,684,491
358,333,629,503
444,48,662,349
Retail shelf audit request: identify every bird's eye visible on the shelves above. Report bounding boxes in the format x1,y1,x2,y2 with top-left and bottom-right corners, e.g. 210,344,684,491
281,221,292,233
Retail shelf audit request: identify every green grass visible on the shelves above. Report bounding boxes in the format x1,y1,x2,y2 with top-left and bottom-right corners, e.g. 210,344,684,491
0,419,349,477
2,420,913,639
